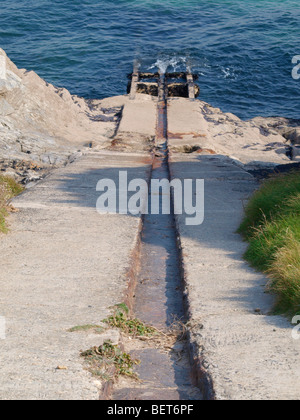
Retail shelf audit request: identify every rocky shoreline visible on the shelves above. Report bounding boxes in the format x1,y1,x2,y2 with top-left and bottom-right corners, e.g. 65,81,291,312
0,47,299,184
0,48,124,183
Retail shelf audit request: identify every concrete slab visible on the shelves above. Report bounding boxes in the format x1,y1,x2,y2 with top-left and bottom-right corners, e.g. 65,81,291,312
118,94,156,137
168,98,207,135
169,153,300,400
0,151,151,400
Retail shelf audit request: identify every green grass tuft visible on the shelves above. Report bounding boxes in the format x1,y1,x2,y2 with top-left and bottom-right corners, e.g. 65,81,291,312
239,171,300,316
238,171,300,239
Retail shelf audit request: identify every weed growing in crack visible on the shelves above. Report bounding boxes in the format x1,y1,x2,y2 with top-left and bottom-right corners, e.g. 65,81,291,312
80,340,140,381
103,305,158,338
68,324,105,334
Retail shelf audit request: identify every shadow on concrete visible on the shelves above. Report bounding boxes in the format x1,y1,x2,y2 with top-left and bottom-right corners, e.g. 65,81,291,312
47,154,297,398
49,156,298,330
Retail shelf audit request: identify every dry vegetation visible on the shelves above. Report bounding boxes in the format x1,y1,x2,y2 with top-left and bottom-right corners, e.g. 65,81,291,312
0,175,23,233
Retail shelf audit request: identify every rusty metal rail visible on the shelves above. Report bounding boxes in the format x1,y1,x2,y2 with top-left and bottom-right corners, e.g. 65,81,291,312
129,60,140,99
127,63,199,100
156,72,168,141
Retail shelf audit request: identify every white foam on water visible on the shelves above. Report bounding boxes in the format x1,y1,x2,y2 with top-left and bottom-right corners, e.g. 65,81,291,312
148,55,189,74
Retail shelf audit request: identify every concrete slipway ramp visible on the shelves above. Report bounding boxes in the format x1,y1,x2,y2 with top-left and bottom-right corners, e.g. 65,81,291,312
0,93,299,400
0,151,152,399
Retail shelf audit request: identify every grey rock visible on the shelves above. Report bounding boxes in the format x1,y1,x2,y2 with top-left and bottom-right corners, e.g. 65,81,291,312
283,127,300,145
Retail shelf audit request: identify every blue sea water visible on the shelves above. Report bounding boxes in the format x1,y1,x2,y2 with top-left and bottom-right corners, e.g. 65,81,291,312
1,0,300,120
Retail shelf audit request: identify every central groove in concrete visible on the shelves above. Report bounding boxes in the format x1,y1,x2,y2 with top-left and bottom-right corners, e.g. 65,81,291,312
112,72,203,401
